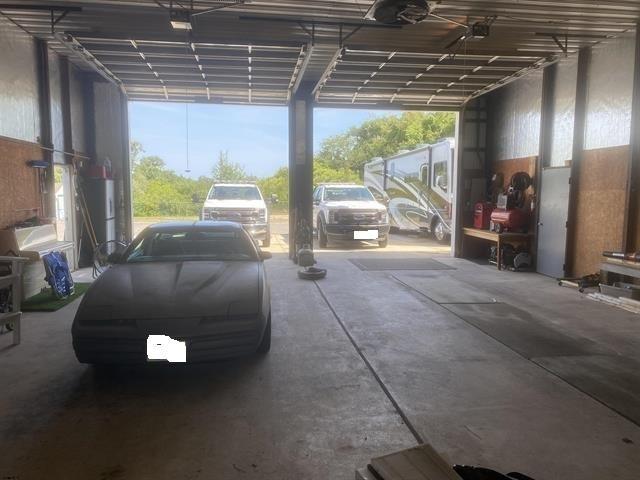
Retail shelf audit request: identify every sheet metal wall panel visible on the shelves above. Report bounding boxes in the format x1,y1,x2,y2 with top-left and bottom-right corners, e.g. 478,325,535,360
0,18,40,143
69,64,87,153
93,82,124,174
48,50,65,164
550,58,578,167
490,69,543,161
584,33,635,150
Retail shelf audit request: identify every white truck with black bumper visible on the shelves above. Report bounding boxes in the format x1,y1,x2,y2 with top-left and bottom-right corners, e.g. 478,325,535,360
202,183,271,247
313,184,390,248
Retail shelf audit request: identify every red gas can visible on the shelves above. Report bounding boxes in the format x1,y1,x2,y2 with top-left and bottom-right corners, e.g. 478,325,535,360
490,208,529,233
474,202,494,230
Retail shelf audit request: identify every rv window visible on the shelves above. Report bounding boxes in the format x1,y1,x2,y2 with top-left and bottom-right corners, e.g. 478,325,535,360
432,161,448,193
420,165,429,185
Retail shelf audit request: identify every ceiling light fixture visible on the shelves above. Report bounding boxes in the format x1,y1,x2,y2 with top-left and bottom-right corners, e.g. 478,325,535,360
170,9,192,30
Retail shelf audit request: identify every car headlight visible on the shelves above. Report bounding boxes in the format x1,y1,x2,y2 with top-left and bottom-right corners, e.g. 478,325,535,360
259,209,267,222
202,208,216,220
378,210,389,223
327,210,338,224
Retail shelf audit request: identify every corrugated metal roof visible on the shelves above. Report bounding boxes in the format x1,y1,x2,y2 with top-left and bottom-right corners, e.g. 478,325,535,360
1,1,637,107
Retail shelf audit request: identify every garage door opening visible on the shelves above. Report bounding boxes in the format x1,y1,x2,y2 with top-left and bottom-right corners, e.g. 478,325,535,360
128,102,289,251
312,108,458,255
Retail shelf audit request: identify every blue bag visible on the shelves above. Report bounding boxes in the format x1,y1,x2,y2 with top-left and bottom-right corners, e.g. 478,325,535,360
42,251,75,299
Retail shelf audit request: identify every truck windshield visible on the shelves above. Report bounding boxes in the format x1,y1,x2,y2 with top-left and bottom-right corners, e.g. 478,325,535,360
324,187,375,202
208,186,261,200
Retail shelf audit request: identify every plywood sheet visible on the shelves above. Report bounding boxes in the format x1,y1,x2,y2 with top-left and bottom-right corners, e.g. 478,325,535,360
572,145,628,276
370,444,459,480
0,136,42,229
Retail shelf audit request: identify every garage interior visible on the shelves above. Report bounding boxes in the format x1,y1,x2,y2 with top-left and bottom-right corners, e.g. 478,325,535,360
1,1,640,479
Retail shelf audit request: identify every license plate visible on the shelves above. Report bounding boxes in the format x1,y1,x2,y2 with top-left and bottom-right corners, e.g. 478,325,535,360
147,334,186,363
354,229,378,240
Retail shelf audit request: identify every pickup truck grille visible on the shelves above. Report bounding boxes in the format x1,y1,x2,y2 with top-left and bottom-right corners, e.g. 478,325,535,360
335,209,379,225
207,208,261,223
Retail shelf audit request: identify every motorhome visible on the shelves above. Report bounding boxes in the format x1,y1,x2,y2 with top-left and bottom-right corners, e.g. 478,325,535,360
363,138,454,243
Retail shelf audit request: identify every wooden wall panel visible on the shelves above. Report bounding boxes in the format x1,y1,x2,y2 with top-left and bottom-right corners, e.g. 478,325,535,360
572,145,629,276
0,136,43,229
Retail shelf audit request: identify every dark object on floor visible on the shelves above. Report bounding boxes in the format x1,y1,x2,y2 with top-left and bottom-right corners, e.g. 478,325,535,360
298,267,327,280
297,245,326,280
350,257,454,271
454,465,535,480
42,251,74,298
21,282,91,312
557,273,600,292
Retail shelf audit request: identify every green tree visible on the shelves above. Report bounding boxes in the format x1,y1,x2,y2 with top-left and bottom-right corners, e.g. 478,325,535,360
211,150,248,182
315,111,455,175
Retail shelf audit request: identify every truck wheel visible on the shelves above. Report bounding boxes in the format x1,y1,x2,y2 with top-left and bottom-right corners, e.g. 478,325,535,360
433,219,449,244
318,218,328,248
378,236,388,248
262,227,271,247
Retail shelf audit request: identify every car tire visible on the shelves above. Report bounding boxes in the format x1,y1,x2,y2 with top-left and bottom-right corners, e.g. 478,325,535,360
318,218,328,248
262,227,271,247
378,236,388,248
433,219,450,244
257,315,271,354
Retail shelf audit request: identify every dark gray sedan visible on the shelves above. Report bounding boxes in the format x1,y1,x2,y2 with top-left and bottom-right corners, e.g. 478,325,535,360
72,221,271,364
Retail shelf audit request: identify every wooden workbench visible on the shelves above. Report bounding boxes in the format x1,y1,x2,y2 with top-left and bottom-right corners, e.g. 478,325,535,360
462,227,532,270
600,257,640,282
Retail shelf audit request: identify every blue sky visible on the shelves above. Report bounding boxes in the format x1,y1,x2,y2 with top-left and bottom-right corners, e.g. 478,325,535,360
128,102,399,179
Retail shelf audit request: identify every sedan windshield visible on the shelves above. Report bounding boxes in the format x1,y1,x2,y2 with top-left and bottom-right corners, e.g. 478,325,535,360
324,187,375,202
208,185,262,200
123,229,257,263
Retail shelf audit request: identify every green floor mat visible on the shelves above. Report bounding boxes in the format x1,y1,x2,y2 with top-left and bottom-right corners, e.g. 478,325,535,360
21,282,92,312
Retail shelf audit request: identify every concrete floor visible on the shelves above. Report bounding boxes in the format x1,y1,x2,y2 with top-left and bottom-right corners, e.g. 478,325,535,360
1,231,640,480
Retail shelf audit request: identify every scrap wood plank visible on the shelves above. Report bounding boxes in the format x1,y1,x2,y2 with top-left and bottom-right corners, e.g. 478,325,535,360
369,444,460,480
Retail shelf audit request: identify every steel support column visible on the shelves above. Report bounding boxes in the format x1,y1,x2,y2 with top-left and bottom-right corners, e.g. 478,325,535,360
36,39,54,218
288,81,314,259
564,47,591,276
120,92,133,242
624,27,640,252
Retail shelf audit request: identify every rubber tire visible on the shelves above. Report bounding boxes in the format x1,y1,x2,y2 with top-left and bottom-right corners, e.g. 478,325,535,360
433,219,450,244
262,227,271,247
298,267,327,280
318,218,328,248
257,315,271,354
378,236,388,248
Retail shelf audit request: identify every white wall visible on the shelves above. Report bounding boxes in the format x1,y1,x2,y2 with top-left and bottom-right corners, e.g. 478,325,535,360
0,17,40,143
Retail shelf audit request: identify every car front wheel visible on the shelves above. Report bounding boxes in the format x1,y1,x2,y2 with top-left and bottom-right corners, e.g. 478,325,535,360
318,218,328,248
257,315,271,354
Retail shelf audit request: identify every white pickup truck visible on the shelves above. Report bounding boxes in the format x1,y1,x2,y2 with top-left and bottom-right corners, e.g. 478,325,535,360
201,183,271,247
313,183,390,248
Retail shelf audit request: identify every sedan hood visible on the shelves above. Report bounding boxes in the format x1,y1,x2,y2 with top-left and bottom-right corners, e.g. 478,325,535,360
78,261,260,320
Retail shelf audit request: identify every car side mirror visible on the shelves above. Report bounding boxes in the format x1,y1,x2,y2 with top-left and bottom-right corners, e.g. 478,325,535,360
270,194,279,204
313,199,320,206
260,251,272,261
